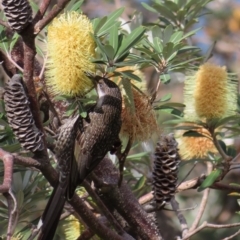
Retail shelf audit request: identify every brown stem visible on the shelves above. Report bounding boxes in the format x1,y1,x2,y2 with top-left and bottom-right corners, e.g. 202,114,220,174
83,181,130,238
94,158,163,240
222,229,240,240
0,50,16,77
69,194,123,240
0,148,14,193
34,0,71,34
170,197,189,238
3,191,18,240
182,221,240,240
33,0,52,25
117,136,133,187
189,162,212,232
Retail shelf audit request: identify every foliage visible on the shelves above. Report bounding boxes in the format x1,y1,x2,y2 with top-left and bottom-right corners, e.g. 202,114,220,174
0,0,239,240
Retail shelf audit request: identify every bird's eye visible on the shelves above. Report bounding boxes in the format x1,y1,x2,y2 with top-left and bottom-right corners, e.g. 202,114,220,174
99,82,104,88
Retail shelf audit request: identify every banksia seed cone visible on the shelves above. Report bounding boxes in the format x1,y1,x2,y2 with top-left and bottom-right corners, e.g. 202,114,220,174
152,134,180,208
184,63,238,121
4,74,44,152
47,12,95,97
2,0,32,32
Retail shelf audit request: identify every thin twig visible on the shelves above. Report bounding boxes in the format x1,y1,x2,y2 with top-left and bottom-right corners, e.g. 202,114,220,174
177,161,198,188
171,197,189,238
33,0,52,25
4,191,18,240
117,136,133,187
182,221,240,240
34,0,71,34
189,162,212,232
222,229,240,240
139,192,153,205
231,152,240,163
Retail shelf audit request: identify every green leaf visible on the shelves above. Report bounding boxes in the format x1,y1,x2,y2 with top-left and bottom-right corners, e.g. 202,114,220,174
122,78,135,113
68,0,84,12
120,71,142,82
160,93,172,102
103,45,115,61
2,143,21,152
115,26,145,61
160,74,171,84
215,115,240,128
153,3,177,24
163,25,173,45
127,152,149,160
94,8,124,37
93,16,107,35
158,102,185,108
198,169,222,192
133,176,146,191
141,2,158,13
109,23,120,54
162,42,174,60
9,33,20,52
183,130,210,138
169,31,184,44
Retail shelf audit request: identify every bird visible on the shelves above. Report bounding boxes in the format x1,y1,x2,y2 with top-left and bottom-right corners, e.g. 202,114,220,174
37,76,122,240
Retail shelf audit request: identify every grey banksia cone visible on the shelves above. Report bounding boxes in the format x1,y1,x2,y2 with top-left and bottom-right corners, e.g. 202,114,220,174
2,0,32,32
152,133,180,208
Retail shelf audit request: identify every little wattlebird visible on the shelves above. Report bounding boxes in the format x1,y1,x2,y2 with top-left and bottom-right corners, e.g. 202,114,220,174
37,76,122,240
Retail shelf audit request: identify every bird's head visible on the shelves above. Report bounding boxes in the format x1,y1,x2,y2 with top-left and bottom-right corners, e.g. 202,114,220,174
86,73,122,100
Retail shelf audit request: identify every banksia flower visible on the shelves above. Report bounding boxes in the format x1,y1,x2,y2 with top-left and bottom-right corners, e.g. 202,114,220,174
121,87,158,142
184,63,238,121
47,12,95,97
152,134,180,208
62,215,83,240
178,124,217,160
4,74,44,152
2,0,32,32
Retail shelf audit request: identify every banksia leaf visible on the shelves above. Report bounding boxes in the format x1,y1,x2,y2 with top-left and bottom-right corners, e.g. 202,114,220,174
152,134,180,208
4,74,44,152
2,0,32,32
47,12,96,97
184,63,238,121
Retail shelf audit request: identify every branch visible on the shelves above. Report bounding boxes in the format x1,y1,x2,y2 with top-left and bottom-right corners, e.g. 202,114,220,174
182,221,240,240
116,136,133,186
188,162,212,232
0,50,16,77
93,158,163,240
69,193,124,240
222,229,240,240
33,0,52,25
34,0,71,34
82,181,128,237
170,197,188,238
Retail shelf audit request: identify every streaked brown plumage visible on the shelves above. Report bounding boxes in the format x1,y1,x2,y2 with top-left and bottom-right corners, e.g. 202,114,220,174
38,77,122,240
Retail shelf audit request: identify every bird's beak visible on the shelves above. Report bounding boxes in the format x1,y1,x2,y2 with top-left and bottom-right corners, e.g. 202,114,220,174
85,72,99,87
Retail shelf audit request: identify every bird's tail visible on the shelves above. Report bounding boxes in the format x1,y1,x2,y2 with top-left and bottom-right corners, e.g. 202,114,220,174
37,183,66,240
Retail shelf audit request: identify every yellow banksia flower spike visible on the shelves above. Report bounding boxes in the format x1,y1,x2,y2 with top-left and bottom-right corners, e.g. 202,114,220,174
62,215,83,240
178,124,218,160
46,12,95,96
121,87,159,142
184,63,238,121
